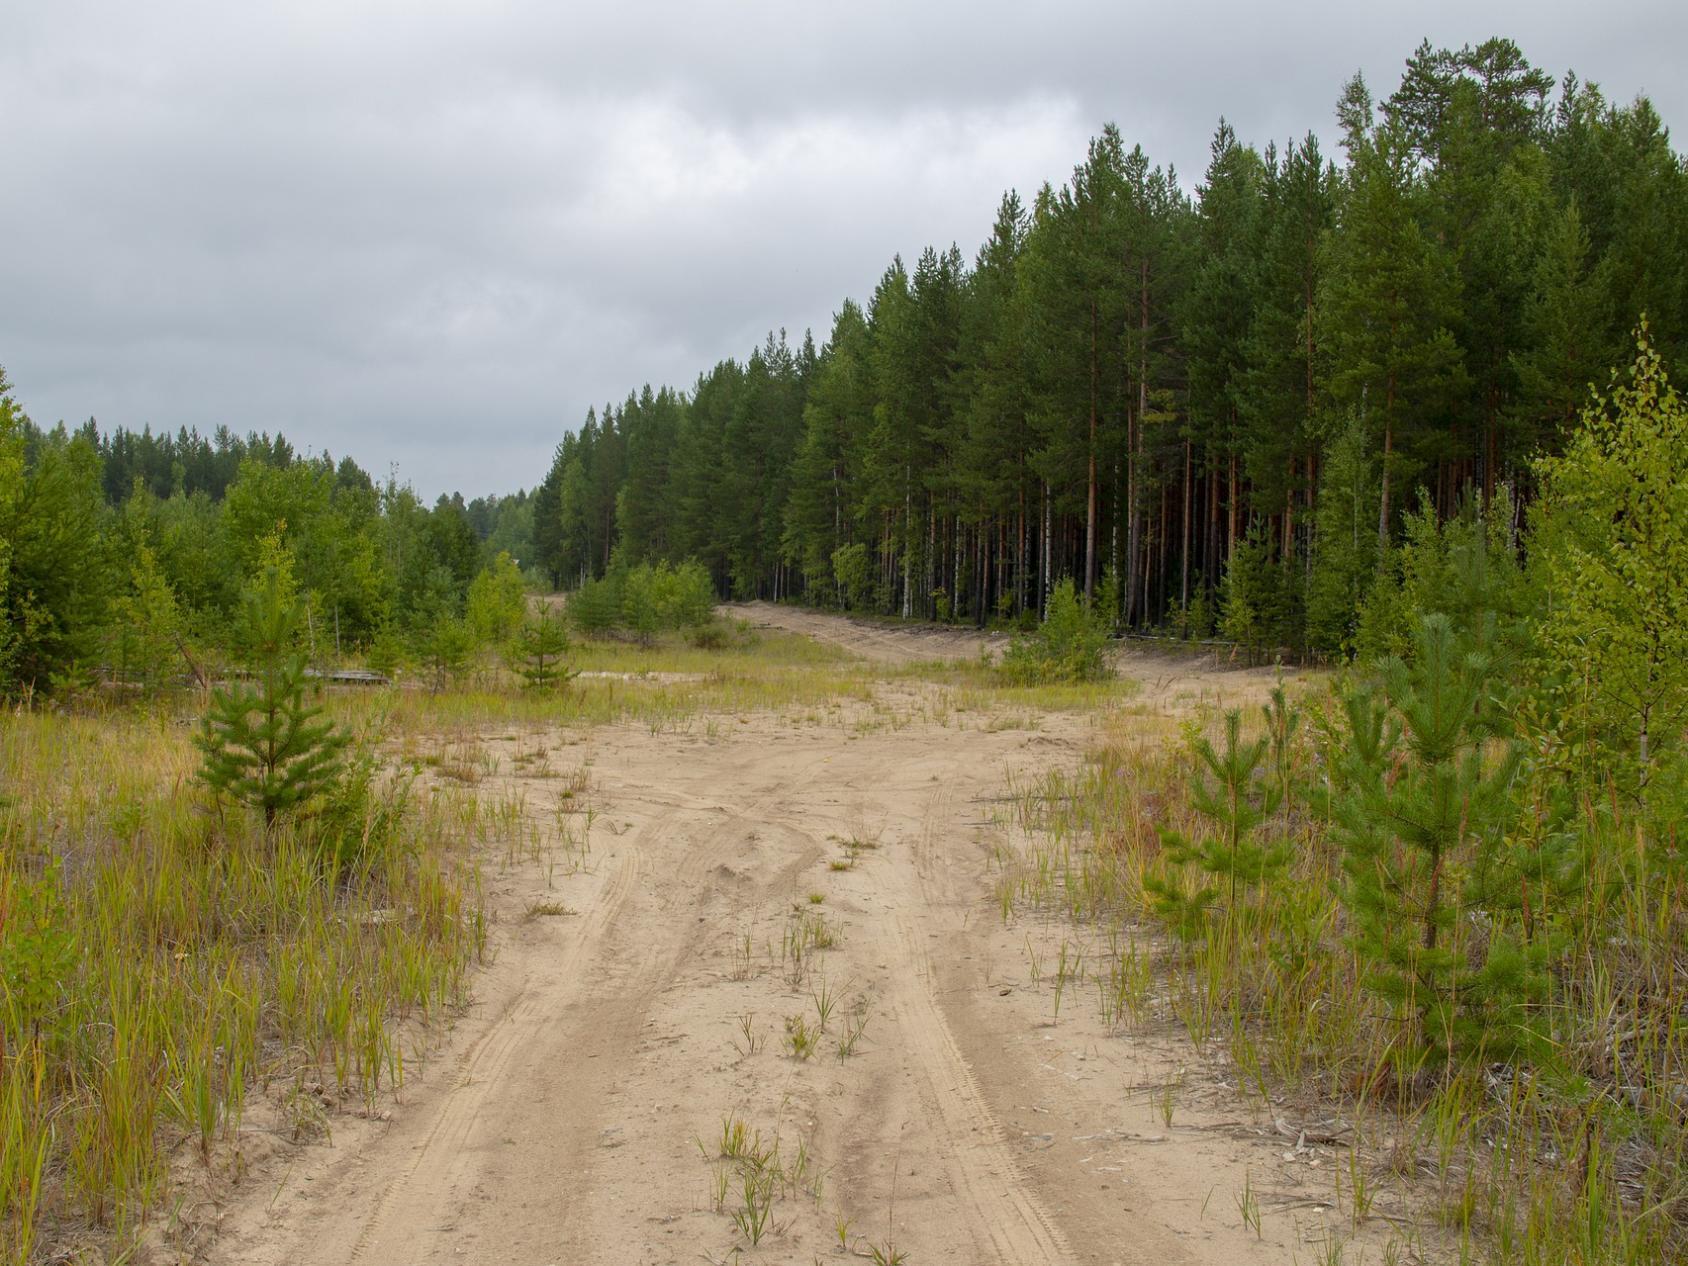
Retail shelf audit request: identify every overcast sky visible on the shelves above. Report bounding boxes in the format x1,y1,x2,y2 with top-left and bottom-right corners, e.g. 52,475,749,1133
4,2,1682,500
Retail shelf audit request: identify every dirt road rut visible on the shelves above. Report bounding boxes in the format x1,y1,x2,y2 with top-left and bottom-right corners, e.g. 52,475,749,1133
211,631,1368,1265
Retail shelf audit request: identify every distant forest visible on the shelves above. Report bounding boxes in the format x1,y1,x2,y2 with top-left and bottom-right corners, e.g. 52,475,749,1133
526,38,1686,649
4,36,1686,691
0,410,535,690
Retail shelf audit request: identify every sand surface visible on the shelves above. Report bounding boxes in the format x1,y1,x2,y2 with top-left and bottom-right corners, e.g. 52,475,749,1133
206,609,1405,1266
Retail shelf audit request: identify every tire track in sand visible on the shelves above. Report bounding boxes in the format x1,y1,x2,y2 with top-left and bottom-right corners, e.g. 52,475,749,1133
553,748,838,1252
325,747,813,1265
889,914,1071,1264
840,761,1070,1265
334,807,653,1265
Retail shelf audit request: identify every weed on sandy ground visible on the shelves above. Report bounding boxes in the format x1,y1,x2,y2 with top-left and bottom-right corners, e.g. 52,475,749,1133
0,704,491,1263
997,685,1688,1265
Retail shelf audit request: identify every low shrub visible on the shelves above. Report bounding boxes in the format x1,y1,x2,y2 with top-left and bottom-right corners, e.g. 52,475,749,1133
999,579,1109,684
567,560,718,645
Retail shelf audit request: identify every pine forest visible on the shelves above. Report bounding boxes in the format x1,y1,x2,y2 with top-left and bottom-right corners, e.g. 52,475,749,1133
5,32,1688,1266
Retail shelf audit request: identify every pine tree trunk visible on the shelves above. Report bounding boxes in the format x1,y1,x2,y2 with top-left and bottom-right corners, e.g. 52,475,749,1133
1378,406,1395,552
1087,300,1100,599
1181,436,1192,613
1207,465,1220,595
1041,482,1052,615
1483,379,1499,505
1227,444,1239,564
1158,481,1169,626
1305,450,1317,578
902,466,913,619
1111,454,1121,587
1125,406,1139,625
1016,491,1026,616
1128,259,1149,625
998,519,1008,619
1283,455,1295,568
925,502,936,617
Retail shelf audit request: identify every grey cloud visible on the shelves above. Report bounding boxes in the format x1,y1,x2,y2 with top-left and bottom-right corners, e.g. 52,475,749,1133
3,2,1683,497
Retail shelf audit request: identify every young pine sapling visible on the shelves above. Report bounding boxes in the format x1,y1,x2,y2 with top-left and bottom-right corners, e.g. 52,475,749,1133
1331,613,1545,1065
507,606,577,690
197,564,348,829
1146,709,1288,938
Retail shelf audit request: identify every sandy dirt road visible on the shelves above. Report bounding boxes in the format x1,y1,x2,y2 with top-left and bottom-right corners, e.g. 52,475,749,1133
207,615,1387,1266
731,602,1291,714
721,602,1011,665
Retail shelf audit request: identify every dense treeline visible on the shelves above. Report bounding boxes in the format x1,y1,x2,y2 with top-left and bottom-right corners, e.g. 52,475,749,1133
1010,326,1688,1261
531,38,1686,650
5,36,1684,697
0,395,536,694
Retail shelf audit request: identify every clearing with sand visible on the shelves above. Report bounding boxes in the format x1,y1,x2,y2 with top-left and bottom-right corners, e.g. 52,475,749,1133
208,607,1408,1265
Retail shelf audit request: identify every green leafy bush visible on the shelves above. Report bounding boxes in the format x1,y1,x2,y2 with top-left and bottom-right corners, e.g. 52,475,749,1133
831,543,870,612
686,621,730,650
999,579,1109,684
0,862,77,1046
619,564,664,647
0,392,110,697
567,560,717,645
567,573,623,634
105,540,185,689
307,749,414,875
416,615,474,690
465,550,527,648
1179,590,1215,641
364,623,406,679
1530,324,1688,794
666,560,716,629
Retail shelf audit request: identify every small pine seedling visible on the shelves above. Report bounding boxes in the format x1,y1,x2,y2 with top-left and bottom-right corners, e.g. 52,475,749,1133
197,563,348,828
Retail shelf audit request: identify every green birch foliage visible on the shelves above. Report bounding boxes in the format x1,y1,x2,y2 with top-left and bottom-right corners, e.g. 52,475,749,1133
1531,323,1688,792
107,541,185,689
1331,615,1540,1063
999,579,1107,683
831,543,871,612
0,376,24,690
465,550,527,647
197,564,349,828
